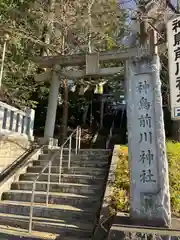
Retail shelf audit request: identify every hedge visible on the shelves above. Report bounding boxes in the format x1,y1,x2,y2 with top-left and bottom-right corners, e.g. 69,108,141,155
112,141,180,217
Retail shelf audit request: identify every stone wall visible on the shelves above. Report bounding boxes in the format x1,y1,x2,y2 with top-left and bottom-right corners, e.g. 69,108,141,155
0,101,35,141
0,135,30,173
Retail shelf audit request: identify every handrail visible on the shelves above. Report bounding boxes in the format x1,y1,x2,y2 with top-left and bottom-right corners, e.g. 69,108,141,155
0,146,34,179
29,126,81,233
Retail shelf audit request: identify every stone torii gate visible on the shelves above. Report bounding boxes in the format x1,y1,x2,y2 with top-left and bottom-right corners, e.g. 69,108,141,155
34,47,138,142
34,43,171,229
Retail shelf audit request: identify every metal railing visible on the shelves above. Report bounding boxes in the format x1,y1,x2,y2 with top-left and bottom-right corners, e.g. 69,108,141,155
28,126,81,233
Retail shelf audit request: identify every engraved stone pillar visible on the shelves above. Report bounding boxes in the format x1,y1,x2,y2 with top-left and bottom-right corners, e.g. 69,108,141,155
125,55,171,226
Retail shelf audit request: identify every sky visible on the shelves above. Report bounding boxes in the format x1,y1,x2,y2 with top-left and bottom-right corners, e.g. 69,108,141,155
171,0,177,7
119,0,137,22
118,0,178,47
120,0,178,15
119,0,178,29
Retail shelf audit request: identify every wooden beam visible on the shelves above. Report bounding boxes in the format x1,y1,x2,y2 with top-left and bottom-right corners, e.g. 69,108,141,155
34,67,124,82
61,67,123,79
33,48,139,68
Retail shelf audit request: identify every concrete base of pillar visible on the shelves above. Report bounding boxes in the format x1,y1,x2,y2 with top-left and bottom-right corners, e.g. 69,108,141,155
107,212,180,240
37,137,59,148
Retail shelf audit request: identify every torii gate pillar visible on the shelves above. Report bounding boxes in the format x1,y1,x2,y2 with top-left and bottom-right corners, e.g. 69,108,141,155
44,70,60,142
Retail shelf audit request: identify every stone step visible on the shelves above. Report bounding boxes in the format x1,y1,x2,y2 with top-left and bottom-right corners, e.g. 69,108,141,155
39,153,109,161
2,190,101,209
32,160,109,168
0,212,92,237
45,149,110,156
11,181,102,195
27,166,106,176
0,201,95,223
0,230,90,240
38,154,77,160
0,232,90,240
0,224,58,240
0,212,93,231
19,173,105,185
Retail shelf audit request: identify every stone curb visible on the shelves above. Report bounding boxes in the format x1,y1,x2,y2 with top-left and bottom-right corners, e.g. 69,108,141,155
92,145,120,240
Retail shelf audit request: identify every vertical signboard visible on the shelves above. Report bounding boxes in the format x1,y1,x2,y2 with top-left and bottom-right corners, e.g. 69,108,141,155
167,16,180,120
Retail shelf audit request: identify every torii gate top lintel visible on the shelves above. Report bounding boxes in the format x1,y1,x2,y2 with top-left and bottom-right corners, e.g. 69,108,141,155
34,47,139,69
34,46,151,82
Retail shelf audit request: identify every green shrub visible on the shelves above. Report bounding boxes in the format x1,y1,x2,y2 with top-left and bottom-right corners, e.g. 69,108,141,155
112,142,180,217
166,141,180,215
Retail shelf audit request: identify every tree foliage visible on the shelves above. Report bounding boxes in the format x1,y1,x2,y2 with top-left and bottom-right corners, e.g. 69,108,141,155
0,0,42,107
0,0,127,112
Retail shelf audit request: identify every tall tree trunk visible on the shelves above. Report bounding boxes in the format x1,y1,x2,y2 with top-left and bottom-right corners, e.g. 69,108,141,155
41,0,56,57
100,96,105,129
172,122,180,141
61,79,68,144
38,0,56,74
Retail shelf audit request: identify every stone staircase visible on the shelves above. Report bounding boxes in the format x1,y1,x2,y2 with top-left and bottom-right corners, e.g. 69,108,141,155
0,148,111,239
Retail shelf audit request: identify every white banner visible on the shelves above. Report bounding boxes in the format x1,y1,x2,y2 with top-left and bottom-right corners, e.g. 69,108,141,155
167,16,180,120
